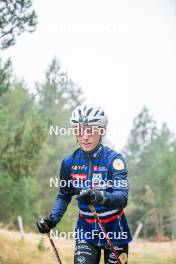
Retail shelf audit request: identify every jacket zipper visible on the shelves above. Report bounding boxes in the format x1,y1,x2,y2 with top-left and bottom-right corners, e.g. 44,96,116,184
87,155,92,183
87,154,101,246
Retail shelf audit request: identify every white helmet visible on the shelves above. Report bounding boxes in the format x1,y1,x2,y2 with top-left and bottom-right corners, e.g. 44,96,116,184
70,105,108,127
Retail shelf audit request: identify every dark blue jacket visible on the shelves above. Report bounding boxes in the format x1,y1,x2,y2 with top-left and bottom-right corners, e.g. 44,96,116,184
49,143,132,246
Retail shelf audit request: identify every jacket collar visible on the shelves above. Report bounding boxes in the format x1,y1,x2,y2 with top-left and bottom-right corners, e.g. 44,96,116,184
81,142,103,160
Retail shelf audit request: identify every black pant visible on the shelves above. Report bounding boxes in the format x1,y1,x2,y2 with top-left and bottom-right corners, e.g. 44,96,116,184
74,239,128,264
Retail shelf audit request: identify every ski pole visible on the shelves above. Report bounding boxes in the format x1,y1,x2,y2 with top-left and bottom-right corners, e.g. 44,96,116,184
40,219,63,264
89,204,123,264
47,233,63,264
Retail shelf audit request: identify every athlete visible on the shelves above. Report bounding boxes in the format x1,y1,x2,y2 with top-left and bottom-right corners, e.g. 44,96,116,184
36,105,132,263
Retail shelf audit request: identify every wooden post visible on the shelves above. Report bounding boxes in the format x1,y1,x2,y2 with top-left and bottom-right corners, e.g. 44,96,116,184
133,222,143,241
18,216,24,234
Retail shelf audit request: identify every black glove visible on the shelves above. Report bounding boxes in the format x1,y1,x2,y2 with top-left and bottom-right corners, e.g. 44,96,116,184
77,188,107,205
36,217,56,234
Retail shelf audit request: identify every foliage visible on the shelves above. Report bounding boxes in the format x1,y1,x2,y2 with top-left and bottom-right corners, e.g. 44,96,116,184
124,107,176,239
0,58,83,229
0,0,37,49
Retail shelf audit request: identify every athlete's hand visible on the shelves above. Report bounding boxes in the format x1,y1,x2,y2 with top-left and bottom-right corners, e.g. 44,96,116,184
76,188,107,205
36,217,56,234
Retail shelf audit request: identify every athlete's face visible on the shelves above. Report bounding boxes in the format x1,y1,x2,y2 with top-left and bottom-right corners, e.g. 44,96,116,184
75,125,103,152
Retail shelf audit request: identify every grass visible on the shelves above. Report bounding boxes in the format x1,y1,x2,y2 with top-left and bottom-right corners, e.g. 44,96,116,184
0,235,56,264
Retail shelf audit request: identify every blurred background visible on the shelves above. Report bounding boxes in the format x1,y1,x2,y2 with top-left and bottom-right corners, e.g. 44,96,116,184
0,0,176,263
